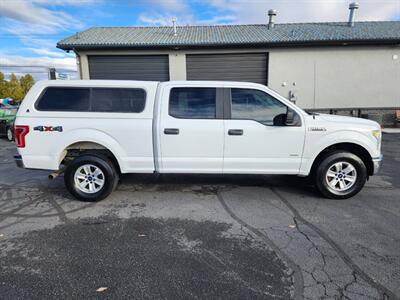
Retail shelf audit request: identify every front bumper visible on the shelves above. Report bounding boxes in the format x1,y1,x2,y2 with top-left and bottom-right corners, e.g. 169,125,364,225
372,155,383,175
14,155,25,168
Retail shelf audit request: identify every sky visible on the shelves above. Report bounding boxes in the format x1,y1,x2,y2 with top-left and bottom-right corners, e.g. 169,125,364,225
0,0,399,80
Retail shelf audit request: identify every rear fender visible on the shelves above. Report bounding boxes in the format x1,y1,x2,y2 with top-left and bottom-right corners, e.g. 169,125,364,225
53,129,126,172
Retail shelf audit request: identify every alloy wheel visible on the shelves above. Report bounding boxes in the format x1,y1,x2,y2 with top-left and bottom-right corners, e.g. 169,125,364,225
325,161,357,192
74,164,105,194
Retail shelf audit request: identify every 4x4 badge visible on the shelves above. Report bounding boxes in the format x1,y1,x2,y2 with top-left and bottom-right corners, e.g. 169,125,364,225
33,126,63,132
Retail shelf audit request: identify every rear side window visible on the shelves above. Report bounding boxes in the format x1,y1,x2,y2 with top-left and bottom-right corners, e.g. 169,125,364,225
36,87,90,111
91,88,146,113
36,87,146,113
169,87,216,119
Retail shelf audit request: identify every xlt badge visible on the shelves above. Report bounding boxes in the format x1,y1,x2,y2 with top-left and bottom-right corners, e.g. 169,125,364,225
308,127,327,132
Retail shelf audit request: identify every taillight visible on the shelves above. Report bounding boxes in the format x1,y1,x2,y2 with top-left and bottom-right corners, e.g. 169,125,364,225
15,125,29,148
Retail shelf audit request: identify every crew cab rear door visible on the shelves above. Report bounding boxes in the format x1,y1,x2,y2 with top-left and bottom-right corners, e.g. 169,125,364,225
157,83,224,173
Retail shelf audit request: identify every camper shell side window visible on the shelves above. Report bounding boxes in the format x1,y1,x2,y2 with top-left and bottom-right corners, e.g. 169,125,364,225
35,86,146,113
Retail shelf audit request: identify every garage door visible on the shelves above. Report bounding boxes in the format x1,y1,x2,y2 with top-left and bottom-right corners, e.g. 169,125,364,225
88,55,169,81
186,53,268,85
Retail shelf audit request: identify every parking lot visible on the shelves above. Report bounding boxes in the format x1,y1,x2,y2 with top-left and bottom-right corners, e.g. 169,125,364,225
0,134,399,300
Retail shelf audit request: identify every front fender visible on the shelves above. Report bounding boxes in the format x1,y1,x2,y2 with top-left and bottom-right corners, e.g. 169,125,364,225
300,130,378,175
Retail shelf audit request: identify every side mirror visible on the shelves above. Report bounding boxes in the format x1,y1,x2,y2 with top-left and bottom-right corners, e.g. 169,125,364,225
285,109,299,126
272,113,286,126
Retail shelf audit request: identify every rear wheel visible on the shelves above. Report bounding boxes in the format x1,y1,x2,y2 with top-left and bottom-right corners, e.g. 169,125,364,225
315,151,367,199
64,154,119,202
6,126,13,141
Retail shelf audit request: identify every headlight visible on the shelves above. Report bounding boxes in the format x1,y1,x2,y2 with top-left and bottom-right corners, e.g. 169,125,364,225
372,129,381,140
372,129,382,150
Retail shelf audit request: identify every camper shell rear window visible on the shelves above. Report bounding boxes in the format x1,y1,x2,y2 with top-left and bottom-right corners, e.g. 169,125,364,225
35,87,146,113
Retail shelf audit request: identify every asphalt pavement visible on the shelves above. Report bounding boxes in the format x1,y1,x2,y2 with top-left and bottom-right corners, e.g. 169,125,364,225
0,134,399,299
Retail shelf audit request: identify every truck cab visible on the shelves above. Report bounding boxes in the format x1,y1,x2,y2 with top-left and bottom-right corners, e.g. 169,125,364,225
14,80,382,201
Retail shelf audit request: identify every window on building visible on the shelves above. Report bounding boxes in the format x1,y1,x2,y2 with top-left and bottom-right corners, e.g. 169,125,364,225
169,87,216,119
231,88,287,125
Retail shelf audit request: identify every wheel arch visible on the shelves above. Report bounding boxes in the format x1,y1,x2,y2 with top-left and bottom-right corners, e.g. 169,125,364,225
52,128,126,173
309,142,374,177
61,141,122,174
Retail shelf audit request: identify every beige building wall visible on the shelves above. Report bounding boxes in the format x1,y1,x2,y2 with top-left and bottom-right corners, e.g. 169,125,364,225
76,46,400,109
168,52,186,80
78,54,90,80
268,46,400,109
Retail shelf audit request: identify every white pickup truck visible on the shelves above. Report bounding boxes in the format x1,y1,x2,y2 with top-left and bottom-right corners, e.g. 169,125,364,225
14,80,382,201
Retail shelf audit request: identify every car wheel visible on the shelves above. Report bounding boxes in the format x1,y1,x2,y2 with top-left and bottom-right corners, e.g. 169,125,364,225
64,154,119,202
315,151,367,199
6,126,13,141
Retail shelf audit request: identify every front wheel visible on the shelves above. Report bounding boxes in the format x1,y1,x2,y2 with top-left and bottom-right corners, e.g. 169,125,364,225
315,151,367,199
64,154,119,202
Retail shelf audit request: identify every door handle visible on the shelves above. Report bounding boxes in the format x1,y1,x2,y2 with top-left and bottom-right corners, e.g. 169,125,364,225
164,128,180,135
228,129,243,136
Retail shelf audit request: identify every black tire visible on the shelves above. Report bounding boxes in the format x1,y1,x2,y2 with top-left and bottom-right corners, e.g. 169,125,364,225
64,154,119,202
6,126,13,142
315,151,367,199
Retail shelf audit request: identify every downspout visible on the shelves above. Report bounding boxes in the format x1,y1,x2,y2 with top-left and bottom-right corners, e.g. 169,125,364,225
73,48,83,80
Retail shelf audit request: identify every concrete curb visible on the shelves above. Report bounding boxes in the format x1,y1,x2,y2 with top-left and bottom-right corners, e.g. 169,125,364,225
382,128,400,134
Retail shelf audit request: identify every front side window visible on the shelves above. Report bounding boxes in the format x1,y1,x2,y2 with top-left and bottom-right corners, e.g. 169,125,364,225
36,87,90,111
169,87,216,119
231,88,287,125
91,88,146,113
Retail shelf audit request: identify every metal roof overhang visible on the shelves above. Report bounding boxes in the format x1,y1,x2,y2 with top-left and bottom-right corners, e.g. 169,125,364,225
57,39,400,52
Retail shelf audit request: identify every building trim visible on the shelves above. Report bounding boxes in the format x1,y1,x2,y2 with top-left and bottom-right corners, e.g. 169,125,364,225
59,39,400,51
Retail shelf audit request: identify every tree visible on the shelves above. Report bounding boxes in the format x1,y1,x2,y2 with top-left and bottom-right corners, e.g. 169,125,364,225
0,72,35,102
0,72,7,99
20,74,35,96
5,74,24,101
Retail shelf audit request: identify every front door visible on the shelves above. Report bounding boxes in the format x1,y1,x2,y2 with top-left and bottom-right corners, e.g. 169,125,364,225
223,88,305,174
159,86,224,173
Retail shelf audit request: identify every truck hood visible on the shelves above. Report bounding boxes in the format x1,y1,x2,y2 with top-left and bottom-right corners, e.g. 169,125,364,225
315,113,380,130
